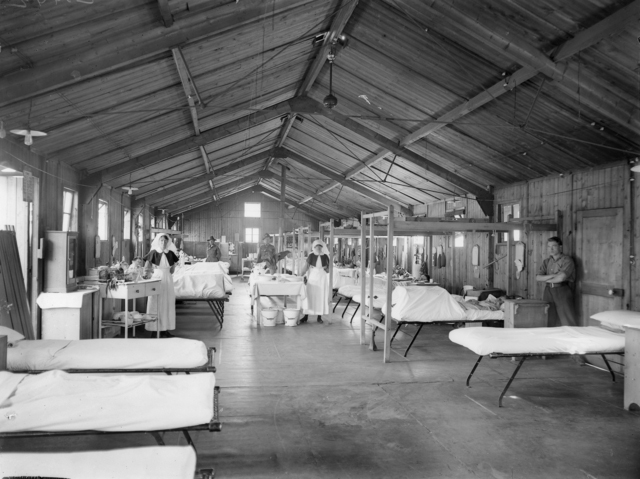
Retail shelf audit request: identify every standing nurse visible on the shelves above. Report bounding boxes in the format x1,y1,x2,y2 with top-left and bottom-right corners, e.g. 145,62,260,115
300,239,331,324
145,234,179,337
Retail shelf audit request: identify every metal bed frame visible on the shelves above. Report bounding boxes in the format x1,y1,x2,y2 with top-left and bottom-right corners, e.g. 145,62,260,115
390,320,503,357
11,347,217,375
466,352,623,407
177,296,229,328
0,386,222,456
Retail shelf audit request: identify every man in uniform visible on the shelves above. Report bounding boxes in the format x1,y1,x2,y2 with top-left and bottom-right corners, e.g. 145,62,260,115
256,233,277,274
536,236,577,327
205,236,221,262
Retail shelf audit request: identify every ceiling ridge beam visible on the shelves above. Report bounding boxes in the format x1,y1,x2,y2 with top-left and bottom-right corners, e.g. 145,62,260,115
84,101,292,185
0,0,315,107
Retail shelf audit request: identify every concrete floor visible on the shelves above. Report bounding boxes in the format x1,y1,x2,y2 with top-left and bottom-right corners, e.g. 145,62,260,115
2,276,640,478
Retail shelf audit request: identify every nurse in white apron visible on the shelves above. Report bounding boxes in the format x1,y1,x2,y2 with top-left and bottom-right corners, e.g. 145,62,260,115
300,240,331,324
144,234,179,337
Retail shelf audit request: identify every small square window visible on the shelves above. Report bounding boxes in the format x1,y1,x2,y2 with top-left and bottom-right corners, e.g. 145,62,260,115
245,228,259,243
98,200,109,239
454,232,464,248
123,208,131,240
244,202,261,218
62,188,78,232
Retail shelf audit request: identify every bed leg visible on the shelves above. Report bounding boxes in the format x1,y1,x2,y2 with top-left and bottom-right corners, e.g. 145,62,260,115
403,324,424,357
150,431,166,446
600,354,616,382
341,298,352,318
466,356,483,387
390,323,402,346
333,297,342,312
499,357,527,407
198,468,216,479
349,304,360,324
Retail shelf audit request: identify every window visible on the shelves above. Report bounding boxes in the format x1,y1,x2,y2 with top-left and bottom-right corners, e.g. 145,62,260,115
244,202,261,218
454,232,464,247
245,227,259,243
500,203,521,242
98,200,108,239
137,214,143,244
123,208,131,240
62,188,78,232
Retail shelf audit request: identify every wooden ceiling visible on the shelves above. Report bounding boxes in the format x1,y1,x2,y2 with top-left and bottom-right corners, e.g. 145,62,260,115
2,0,640,220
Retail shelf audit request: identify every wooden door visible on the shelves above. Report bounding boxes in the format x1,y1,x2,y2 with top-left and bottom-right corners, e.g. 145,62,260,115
576,208,624,370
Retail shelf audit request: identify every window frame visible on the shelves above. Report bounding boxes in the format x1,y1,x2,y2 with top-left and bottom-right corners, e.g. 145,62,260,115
498,202,521,243
123,208,131,240
98,199,109,239
61,187,78,232
245,227,260,243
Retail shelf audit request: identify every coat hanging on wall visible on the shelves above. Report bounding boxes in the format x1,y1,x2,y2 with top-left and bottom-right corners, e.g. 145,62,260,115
472,244,480,278
515,242,526,280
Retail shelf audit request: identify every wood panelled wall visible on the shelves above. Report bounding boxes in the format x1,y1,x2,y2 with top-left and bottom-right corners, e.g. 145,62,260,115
180,191,319,258
414,162,636,318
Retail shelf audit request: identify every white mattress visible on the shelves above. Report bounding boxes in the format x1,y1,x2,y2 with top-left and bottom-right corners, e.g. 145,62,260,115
173,271,232,298
176,262,229,275
449,326,625,356
464,310,504,321
0,370,215,432
7,338,208,371
384,286,467,322
352,288,388,310
332,268,357,289
0,446,196,479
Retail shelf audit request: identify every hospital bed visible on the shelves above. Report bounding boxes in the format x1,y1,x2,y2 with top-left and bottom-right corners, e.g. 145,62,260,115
385,286,504,357
2,330,215,374
449,325,625,406
174,262,233,328
334,274,387,318
0,446,215,479
0,370,221,453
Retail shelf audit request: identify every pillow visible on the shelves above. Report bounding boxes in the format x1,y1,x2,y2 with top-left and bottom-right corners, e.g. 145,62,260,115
591,310,640,332
0,326,25,346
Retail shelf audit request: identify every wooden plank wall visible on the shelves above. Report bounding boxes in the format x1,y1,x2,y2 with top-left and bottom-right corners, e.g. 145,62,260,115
414,162,631,313
180,191,319,259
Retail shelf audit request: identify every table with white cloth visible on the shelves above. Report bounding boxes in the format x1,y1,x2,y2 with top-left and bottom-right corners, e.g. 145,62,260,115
249,273,306,325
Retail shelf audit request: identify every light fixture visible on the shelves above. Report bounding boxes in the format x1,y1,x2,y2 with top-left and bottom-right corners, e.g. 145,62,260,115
10,128,47,146
2,167,17,173
323,46,338,109
631,165,640,173
122,186,139,195
0,121,6,139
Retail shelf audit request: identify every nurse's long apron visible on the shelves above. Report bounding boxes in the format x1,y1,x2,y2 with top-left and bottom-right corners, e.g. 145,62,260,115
302,256,330,316
146,254,176,331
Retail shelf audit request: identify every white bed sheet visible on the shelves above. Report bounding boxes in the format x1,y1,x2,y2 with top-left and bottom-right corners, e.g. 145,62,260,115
332,268,357,289
7,338,208,371
1,446,196,479
0,370,215,432
449,326,625,356
176,262,230,275
173,272,232,298
464,310,504,321
384,286,467,322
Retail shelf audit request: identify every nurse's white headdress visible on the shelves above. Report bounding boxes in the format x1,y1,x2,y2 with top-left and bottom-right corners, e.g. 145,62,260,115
312,239,329,255
150,233,178,254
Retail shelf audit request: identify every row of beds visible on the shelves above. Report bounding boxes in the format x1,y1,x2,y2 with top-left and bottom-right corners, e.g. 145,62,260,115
0,262,234,478
333,274,630,408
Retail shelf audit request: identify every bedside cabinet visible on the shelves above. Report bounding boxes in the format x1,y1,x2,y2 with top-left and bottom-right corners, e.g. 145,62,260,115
504,299,549,328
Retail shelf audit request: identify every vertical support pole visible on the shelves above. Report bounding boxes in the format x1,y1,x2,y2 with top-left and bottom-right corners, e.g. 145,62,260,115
625,325,640,410
359,212,367,345
279,164,286,273
451,233,456,294
383,205,394,363
329,220,335,296
506,229,512,296
298,225,303,275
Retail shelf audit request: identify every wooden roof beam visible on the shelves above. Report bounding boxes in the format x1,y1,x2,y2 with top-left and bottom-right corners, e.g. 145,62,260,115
164,175,261,212
141,150,271,205
258,169,355,215
268,0,358,169
157,0,174,27
289,96,493,215
255,185,330,221
83,101,291,185
171,47,202,136
275,146,412,216
0,0,314,107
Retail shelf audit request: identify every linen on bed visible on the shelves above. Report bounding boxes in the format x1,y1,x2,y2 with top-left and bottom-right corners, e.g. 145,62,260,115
173,272,231,298
0,370,215,432
0,446,197,479
449,326,625,356
384,286,467,322
7,338,208,371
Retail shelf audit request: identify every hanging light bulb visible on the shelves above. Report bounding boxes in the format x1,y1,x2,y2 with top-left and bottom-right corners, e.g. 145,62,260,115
10,128,47,146
24,132,33,146
323,46,338,109
0,121,6,139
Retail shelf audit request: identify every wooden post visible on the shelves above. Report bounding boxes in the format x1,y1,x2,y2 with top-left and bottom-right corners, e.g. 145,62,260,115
360,212,367,345
625,325,640,411
279,164,286,273
329,219,335,296
506,229,512,296
383,205,394,363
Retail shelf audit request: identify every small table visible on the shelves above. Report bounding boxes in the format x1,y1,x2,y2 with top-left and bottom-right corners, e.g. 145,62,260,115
250,275,306,326
99,279,161,338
